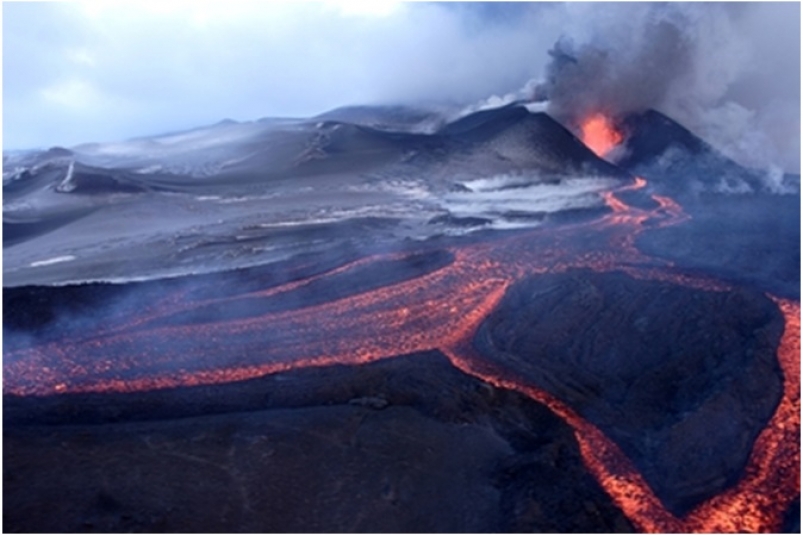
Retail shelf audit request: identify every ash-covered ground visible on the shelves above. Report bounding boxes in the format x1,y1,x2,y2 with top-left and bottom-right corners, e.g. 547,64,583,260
4,104,622,288
3,104,800,533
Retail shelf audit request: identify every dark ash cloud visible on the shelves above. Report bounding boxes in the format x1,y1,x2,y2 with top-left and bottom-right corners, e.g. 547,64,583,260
528,2,800,173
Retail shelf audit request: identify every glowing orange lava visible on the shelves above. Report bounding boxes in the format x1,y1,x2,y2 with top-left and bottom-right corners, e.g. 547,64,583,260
445,298,800,533
4,175,798,533
581,113,624,157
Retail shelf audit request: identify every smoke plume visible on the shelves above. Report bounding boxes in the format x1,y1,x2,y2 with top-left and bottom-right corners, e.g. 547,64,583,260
4,2,799,173
526,2,800,174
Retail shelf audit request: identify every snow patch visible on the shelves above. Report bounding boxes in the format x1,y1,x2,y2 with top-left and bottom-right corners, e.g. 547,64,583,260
30,255,76,268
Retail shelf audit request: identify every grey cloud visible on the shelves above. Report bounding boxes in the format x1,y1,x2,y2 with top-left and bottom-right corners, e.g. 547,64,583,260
3,2,799,173
531,2,800,172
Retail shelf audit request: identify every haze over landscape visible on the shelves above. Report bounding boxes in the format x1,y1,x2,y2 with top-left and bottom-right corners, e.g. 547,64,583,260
3,2,801,533
4,1,800,172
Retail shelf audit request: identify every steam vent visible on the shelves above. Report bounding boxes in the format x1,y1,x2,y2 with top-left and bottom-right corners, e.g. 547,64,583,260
4,3,801,533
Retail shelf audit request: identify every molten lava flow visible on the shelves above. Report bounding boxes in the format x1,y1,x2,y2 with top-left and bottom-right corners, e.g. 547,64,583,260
580,113,624,157
445,298,800,533
4,174,798,533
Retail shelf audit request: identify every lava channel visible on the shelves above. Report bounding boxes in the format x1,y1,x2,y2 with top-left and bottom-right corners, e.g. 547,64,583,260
4,176,798,533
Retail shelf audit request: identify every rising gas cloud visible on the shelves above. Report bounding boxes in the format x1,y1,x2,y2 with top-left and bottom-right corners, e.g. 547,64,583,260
528,3,799,174
457,3,799,174
4,2,799,173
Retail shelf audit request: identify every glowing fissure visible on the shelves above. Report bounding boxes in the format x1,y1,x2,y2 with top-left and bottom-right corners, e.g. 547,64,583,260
4,173,798,533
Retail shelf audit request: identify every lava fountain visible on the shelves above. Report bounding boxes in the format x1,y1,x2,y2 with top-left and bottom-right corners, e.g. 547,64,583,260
581,112,624,158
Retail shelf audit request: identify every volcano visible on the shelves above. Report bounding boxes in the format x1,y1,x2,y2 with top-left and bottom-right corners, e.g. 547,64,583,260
616,109,794,195
3,104,629,288
615,109,800,300
3,103,800,533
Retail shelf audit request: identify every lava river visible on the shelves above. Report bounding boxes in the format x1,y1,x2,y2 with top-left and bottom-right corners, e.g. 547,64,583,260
4,176,799,533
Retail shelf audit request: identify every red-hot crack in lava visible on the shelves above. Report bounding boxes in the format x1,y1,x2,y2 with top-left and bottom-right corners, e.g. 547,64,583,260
4,172,798,532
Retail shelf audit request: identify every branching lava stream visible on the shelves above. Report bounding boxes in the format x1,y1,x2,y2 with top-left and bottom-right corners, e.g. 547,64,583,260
4,174,798,532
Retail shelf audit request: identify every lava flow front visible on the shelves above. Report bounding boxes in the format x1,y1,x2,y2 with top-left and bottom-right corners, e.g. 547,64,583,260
4,168,798,532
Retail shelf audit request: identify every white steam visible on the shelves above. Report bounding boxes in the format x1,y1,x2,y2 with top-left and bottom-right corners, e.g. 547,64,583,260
439,173,617,229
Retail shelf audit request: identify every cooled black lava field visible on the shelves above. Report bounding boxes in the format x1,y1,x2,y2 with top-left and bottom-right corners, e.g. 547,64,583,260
3,104,800,532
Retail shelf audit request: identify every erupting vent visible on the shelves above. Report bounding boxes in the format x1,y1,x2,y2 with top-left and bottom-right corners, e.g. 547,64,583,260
581,113,623,157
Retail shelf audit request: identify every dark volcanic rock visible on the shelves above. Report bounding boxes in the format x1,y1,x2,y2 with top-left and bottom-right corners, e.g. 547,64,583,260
616,109,800,299
3,352,634,533
634,193,800,300
428,213,492,227
618,109,765,194
439,103,532,140
474,269,785,515
782,496,801,533
441,105,625,178
618,109,799,197
618,110,708,168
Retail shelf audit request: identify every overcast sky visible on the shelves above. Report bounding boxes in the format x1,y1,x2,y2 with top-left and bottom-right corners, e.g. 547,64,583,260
3,1,800,172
